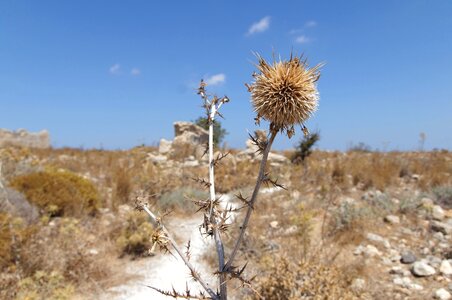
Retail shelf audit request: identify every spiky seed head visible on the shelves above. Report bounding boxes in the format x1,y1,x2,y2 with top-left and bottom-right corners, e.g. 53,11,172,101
249,54,321,135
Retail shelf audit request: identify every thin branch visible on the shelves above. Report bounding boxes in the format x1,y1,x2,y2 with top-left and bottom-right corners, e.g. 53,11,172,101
225,128,278,271
207,98,228,300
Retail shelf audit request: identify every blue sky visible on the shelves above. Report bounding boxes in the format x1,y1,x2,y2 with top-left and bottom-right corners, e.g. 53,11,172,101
1,0,451,151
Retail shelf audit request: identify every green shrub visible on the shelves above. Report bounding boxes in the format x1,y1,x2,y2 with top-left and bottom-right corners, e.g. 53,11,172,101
291,131,320,164
157,187,208,213
432,186,452,209
194,116,227,146
10,170,100,217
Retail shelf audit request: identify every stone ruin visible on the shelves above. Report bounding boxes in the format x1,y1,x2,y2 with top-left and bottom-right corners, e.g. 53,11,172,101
148,122,288,167
0,128,50,149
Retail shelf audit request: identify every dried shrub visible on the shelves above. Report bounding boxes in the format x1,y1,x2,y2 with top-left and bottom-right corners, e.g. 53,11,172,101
19,217,110,290
112,167,133,205
115,211,154,257
15,270,75,300
249,257,360,299
10,170,100,217
0,213,29,270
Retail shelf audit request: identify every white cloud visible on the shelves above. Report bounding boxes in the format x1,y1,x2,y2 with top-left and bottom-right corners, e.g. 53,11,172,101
205,73,226,86
109,64,121,75
295,35,310,44
247,16,271,35
130,68,141,76
305,20,317,28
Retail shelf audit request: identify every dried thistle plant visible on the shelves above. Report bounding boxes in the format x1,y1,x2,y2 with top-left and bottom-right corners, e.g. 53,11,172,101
136,53,321,300
249,53,321,137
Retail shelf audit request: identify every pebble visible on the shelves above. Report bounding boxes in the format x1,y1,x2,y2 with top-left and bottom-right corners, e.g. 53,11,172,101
385,215,400,224
401,251,417,264
441,260,452,276
433,205,446,220
412,260,436,277
367,232,391,248
435,288,452,300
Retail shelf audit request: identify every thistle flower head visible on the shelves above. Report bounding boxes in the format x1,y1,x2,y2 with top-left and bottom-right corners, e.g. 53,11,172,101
249,54,321,136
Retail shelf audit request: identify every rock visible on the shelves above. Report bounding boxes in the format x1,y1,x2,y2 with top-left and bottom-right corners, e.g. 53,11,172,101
366,233,391,248
384,215,400,224
440,260,452,276
0,128,50,148
147,153,168,163
401,251,417,264
390,266,405,275
182,160,200,168
393,276,423,290
435,288,452,300
431,221,452,235
433,205,446,220
158,139,172,154
174,122,209,140
411,174,420,181
269,221,279,229
172,121,209,160
268,152,289,164
421,197,434,207
350,278,366,292
364,245,381,257
412,261,436,277
434,232,445,241
0,187,39,223
88,248,99,255
236,130,288,164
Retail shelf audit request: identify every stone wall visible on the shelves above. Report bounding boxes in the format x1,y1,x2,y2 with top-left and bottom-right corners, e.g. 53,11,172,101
0,129,50,148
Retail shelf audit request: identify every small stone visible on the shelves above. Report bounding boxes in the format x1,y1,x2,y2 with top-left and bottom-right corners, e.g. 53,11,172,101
351,278,366,292
269,221,279,229
421,197,434,207
435,288,452,300
366,232,391,248
441,260,452,276
364,245,381,257
88,249,99,255
435,232,446,241
390,266,405,275
434,205,446,220
431,221,452,235
412,261,436,277
384,215,400,224
401,251,417,264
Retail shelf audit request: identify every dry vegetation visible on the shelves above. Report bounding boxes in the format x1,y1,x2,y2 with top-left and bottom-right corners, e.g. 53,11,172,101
0,145,451,299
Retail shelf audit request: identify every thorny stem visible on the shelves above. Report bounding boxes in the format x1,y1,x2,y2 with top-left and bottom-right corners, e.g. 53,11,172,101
208,102,227,300
142,206,219,300
225,129,278,271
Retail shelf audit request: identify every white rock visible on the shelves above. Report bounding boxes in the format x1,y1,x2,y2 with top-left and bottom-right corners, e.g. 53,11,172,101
435,288,452,300
421,197,434,207
351,278,366,292
412,261,436,277
269,221,279,229
433,205,446,220
147,153,167,163
158,139,172,154
364,245,382,257
384,215,400,224
441,260,452,276
366,233,391,248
